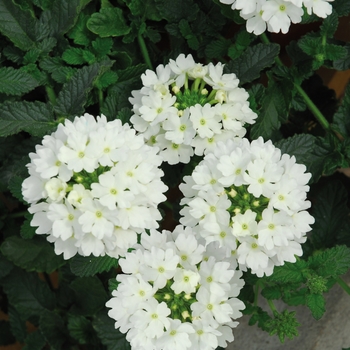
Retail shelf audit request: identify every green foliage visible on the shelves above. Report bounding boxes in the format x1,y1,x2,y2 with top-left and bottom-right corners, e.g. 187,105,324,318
0,101,55,137
87,7,130,37
225,43,280,84
70,255,119,277
1,236,66,273
0,67,38,96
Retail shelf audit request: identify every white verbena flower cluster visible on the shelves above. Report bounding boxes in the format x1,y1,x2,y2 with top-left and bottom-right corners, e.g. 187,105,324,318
179,137,315,277
21,114,168,259
106,226,245,350
130,54,257,164
219,0,334,35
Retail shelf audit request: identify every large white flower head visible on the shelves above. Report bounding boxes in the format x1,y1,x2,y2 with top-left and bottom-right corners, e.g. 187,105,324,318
106,225,245,350
130,54,257,164
21,114,168,260
219,0,333,35
179,137,315,277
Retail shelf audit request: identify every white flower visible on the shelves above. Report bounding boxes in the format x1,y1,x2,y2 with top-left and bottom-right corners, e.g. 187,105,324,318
107,226,245,350
130,54,257,164
179,137,314,277
157,319,194,350
22,114,167,259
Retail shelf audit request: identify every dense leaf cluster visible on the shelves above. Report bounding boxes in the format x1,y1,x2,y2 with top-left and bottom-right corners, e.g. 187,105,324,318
0,0,350,349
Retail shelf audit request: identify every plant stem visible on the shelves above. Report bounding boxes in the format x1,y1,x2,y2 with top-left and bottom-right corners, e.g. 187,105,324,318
8,211,27,218
267,299,278,316
98,88,104,112
336,276,350,296
45,85,57,106
260,32,331,132
138,32,153,70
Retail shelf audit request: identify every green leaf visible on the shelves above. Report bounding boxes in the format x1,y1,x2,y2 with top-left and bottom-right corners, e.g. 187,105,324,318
20,214,38,240
250,78,292,140
92,37,113,57
324,44,347,61
68,12,93,46
2,268,55,320
266,261,307,284
51,66,77,84
108,278,120,293
0,321,16,346
0,67,38,96
8,307,26,343
0,0,36,50
320,11,338,38
87,7,130,37
179,19,199,50
93,310,131,350
116,107,133,124
332,83,350,137
154,0,199,22
39,310,68,350
8,175,25,203
0,100,55,137
333,0,350,16
39,0,91,39
70,255,118,277
225,43,280,84
68,314,98,345
275,134,332,182
23,330,46,350
310,180,348,249
0,253,14,279
95,70,119,89
333,44,350,70
62,47,88,65
306,293,325,320
70,277,108,316
1,236,66,273
2,45,23,64
54,60,113,117
261,286,282,300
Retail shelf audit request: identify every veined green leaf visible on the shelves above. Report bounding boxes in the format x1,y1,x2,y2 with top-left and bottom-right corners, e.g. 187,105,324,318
2,268,55,320
225,43,280,84
0,0,36,50
22,330,46,350
40,310,68,349
0,101,55,137
87,7,130,37
0,66,38,96
70,255,118,277
306,293,325,320
39,0,91,38
54,60,113,118
1,236,66,273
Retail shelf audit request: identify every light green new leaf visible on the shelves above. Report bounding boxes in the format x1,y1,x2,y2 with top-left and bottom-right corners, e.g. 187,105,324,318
0,66,38,96
70,255,118,277
0,0,36,50
2,268,55,320
308,245,350,278
87,7,130,37
1,236,66,273
306,293,325,320
225,43,280,84
0,101,55,137
54,60,113,118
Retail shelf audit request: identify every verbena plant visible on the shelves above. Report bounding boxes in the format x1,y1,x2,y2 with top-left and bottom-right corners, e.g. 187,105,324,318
1,0,350,349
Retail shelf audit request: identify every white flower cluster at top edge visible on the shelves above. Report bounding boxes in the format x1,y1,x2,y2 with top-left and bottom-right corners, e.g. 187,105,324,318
106,226,245,350
130,54,257,164
21,114,167,259
179,137,315,277
219,0,333,35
